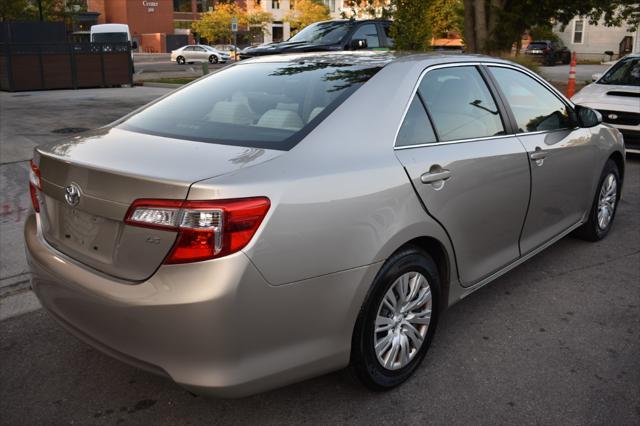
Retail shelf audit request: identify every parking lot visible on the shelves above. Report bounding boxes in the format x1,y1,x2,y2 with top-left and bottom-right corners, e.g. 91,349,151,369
0,86,638,425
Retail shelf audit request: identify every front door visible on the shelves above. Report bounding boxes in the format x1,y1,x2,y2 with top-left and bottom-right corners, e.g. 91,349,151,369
487,66,598,254
395,65,531,285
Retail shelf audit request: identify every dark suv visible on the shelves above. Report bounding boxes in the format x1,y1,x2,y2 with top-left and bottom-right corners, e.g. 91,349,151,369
525,40,571,65
239,20,394,59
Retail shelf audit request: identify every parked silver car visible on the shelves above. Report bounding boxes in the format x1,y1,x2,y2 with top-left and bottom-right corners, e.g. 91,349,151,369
26,52,625,398
170,44,230,64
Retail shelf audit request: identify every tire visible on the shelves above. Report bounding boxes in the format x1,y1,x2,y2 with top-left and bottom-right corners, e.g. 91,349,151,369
176,56,185,65
562,53,571,64
209,55,218,64
574,159,620,241
351,245,440,391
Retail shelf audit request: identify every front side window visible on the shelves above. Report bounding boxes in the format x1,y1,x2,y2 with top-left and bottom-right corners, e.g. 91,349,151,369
396,96,437,147
418,66,505,141
351,24,380,48
121,62,383,150
489,67,574,133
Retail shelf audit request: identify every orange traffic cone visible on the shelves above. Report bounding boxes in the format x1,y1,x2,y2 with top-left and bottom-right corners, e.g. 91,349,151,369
567,52,577,98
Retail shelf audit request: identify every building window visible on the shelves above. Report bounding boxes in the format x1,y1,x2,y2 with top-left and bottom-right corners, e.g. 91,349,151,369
272,0,280,9
196,0,210,12
573,19,584,44
174,0,191,12
322,0,335,12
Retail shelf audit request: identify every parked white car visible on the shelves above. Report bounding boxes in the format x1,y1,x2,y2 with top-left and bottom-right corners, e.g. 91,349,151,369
572,54,640,154
170,45,230,65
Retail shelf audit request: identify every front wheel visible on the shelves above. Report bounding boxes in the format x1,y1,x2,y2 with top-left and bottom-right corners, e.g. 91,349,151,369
176,56,185,65
574,159,620,241
209,55,218,64
351,246,440,390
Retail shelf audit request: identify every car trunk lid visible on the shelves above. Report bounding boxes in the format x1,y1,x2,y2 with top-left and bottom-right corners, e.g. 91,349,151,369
35,127,283,281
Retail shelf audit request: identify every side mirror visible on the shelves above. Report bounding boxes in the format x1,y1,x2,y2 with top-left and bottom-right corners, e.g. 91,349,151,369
576,105,602,128
131,41,138,50
591,73,602,82
350,39,368,50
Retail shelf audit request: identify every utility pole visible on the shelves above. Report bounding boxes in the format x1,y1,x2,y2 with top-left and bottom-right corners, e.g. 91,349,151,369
37,0,44,21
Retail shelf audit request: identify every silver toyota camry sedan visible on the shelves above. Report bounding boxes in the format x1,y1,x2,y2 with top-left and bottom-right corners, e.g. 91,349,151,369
25,52,625,397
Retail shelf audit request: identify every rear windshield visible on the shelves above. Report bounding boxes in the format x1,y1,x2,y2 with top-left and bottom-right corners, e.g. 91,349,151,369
120,61,383,150
527,42,548,49
92,32,128,43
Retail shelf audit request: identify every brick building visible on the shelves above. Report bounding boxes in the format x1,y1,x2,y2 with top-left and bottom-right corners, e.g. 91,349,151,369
86,0,212,53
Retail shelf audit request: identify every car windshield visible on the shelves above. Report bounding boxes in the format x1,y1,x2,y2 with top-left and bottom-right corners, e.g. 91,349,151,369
120,60,384,150
527,42,548,49
288,21,352,44
599,57,640,86
92,32,128,43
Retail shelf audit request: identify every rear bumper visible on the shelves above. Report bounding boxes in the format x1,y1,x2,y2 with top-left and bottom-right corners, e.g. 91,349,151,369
25,213,378,397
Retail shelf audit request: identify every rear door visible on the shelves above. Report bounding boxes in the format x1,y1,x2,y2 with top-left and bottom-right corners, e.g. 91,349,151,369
395,64,531,285
487,65,597,254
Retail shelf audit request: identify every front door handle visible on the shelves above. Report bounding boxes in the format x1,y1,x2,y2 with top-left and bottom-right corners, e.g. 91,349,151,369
421,169,451,184
530,151,547,160
530,148,547,166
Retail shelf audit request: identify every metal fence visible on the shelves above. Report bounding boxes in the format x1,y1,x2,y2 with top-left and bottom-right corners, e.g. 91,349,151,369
0,42,133,92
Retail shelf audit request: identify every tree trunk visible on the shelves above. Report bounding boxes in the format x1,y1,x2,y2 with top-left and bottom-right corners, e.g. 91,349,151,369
474,0,487,53
463,0,476,53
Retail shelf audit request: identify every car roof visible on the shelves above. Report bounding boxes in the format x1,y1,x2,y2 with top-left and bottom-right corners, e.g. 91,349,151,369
239,51,513,69
312,18,392,25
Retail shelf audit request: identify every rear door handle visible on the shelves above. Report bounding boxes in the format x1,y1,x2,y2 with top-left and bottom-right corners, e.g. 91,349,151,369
420,169,451,184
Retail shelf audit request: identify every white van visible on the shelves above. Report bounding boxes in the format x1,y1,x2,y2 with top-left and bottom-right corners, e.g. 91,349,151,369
90,24,137,49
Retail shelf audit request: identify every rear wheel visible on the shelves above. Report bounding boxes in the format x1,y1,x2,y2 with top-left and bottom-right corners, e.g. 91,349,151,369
176,56,185,65
209,55,218,64
574,159,620,241
351,246,440,390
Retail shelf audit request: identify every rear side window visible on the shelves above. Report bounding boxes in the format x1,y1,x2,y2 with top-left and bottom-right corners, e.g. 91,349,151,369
418,66,505,141
489,67,574,132
121,62,383,150
396,96,437,147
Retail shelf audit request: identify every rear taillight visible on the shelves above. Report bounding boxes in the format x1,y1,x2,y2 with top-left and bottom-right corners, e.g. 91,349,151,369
29,160,41,213
125,197,270,264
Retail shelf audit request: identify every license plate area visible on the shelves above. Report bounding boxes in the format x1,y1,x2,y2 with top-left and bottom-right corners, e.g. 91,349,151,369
41,197,120,263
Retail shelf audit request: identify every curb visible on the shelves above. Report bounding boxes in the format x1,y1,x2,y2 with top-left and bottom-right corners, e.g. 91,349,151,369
141,82,183,89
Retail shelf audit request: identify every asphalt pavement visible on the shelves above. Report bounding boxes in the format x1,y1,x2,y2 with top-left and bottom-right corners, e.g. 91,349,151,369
0,84,639,424
133,54,228,82
0,87,172,319
538,64,610,84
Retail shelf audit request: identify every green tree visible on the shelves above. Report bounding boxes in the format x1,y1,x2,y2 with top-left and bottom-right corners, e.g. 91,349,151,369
428,0,463,38
0,0,33,21
463,0,640,54
193,3,272,44
340,0,394,19
285,0,331,35
390,0,432,51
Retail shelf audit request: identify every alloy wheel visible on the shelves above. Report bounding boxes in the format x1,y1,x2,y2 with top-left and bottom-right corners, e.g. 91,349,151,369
597,173,617,230
374,271,432,370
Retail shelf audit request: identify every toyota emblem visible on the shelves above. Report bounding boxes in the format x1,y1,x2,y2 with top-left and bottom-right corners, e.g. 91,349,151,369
607,113,618,120
64,183,81,207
